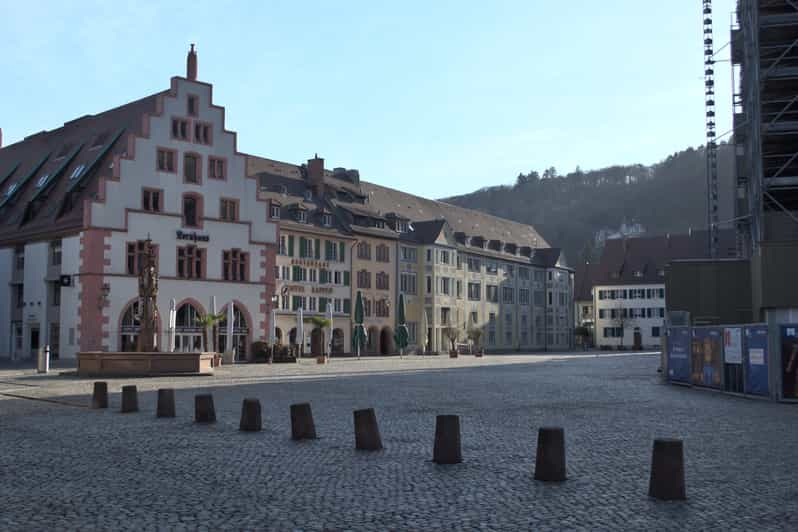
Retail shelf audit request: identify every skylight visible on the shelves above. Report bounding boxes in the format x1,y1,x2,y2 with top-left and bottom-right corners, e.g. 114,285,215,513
35,174,50,188
70,164,86,180
6,183,18,197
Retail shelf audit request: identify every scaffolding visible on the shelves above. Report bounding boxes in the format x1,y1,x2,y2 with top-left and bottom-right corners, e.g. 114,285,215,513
732,0,798,256
704,1,720,257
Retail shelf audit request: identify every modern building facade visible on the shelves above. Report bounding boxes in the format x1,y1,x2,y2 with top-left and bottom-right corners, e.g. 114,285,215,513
0,47,278,361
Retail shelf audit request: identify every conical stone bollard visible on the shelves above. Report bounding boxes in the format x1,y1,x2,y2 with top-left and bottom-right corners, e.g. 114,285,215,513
649,438,686,500
354,408,382,451
534,427,566,481
290,403,317,440
433,415,463,464
91,382,108,409
195,394,216,423
120,385,138,413
239,398,262,432
156,389,176,418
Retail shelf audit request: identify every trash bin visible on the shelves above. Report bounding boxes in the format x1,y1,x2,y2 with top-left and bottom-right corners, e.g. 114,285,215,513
37,345,50,374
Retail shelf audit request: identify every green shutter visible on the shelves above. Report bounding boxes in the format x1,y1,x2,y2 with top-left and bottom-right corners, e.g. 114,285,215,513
299,237,306,258
339,242,345,263
319,298,327,312
288,235,295,257
293,265,301,281
292,296,301,310
315,239,321,260
344,271,350,287
343,298,351,314
320,270,327,284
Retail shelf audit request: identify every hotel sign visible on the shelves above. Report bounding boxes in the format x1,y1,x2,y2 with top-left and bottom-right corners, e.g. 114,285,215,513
282,284,335,295
176,230,210,243
290,258,329,269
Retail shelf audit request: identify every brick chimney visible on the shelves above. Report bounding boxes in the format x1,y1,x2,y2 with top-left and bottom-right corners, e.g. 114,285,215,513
307,154,325,195
187,44,198,80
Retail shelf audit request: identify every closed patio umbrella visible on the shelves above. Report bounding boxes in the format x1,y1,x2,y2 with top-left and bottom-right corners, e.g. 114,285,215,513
394,293,409,359
227,302,235,362
296,307,305,359
352,291,366,359
168,298,176,352
328,303,334,358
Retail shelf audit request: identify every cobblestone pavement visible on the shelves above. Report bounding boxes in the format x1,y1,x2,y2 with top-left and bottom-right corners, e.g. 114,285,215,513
1,352,796,531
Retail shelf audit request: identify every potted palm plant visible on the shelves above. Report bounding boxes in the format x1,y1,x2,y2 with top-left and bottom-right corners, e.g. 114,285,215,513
308,316,332,364
468,328,484,357
443,326,460,358
196,312,224,366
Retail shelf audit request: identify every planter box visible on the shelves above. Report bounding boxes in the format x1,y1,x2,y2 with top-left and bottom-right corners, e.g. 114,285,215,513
78,351,214,377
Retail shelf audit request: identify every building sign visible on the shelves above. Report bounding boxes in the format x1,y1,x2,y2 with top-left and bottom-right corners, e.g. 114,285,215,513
176,230,210,242
723,327,742,364
290,258,329,269
280,284,335,295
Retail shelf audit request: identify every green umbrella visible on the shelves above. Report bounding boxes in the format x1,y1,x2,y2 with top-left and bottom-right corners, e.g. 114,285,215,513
352,290,366,359
394,293,409,358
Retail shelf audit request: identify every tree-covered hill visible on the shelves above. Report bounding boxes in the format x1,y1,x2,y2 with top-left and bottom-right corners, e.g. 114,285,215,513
441,143,735,264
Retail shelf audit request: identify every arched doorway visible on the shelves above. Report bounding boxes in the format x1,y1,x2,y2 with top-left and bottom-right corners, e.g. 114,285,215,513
275,327,283,345
633,327,642,350
120,301,141,352
332,328,344,354
380,327,394,355
219,305,250,361
367,326,379,354
311,328,324,356
175,302,203,352
289,328,297,346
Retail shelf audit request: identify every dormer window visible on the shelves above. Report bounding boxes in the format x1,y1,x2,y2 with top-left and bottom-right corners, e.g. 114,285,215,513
375,220,385,229
304,190,312,201
35,174,50,188
296,210,307,223
322,213,332,227
69,164,86,181
270,204,281,219
397,221,408,233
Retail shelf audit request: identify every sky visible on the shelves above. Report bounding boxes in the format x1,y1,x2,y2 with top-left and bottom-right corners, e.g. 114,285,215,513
0,0,737,199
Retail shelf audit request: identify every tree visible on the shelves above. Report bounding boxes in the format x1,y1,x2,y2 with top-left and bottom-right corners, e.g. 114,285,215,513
307,316,332,356
443,326,460,354
515,173,529,188
542,166,558,180
195,312,225,352
467,327,483,351
609,302,636,348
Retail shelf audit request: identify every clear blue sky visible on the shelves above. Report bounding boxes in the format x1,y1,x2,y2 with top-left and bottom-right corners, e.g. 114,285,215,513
0,0,736,199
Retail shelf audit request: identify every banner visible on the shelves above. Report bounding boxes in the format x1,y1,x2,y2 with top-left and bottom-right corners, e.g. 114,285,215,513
667,327,691,383
723,327,743,364
691,327,722,388
781,325,798,399
744,325,769,396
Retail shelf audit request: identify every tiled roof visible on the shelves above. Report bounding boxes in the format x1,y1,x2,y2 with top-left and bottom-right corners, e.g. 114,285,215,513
592,229,738,286
0,93,162,245
574,261,598,301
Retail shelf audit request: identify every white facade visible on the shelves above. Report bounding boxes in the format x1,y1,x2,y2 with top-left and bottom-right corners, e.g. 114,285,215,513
593,283,666,349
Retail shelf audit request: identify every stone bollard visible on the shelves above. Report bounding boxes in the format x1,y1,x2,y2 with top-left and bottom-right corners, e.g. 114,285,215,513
195,394,216,423
353,408,383,451
290,403,317,440
91,381,108,409
534,427,566,481
433,415,463,464
156,389,176,418
648,438,686,500
120,385,138,413
239,398,262,432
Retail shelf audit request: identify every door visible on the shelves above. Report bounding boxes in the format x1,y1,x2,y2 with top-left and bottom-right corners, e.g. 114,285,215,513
30,325,40,359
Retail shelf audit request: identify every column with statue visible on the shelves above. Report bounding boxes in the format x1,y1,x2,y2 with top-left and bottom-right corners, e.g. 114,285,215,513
136,238,160,352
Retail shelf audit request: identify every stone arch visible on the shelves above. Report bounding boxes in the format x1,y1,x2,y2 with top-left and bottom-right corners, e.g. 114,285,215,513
311,328,324,356
380,326,394,355
174,299,205,352
219,301,253,361
332,328,344,354
117,297,163,352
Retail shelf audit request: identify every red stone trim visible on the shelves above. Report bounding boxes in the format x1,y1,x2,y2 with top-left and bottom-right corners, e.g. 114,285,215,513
208,155,228,180
219,196,239,222
182,151,203,185
78,229,111,352
181,192,204,229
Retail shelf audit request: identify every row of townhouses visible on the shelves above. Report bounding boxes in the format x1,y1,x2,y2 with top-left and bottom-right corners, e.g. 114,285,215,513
0,47,574,361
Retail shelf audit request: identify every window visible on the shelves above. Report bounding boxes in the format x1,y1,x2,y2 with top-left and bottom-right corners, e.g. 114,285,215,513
426,276,432,294
486,261,498,274
599,309,606,319
400,272,417,295
157,149,176,172
69,164,86,181
400,246,417,262
439,250,450,264
309,269,317,283
426,249,433,262
325,240,339,261
279,236,287,256
334,271,343,285
456,280,462,299
184,153,200,184
357,242,372,260
534,291,544,306
548,271,553,281
142,189,162,212
376,272,389,290
223,249,248,281
397,221,409,233
364,298,372,317
14,245,24,270
468,282,481,301
187,95,198,116
376,244,390,263
519,268,530,280
376,299,390,318
51,282,60,307
467,257,481,272
220,198,238,222
322,214,332,227
440,307,451,325
503,286,514,303
194,122,212,145
505,265,514,277
50,240,62,266
177,246,204,279
659,308,665,318
183,195,200,227
440,277,451,295
633,270,643,278
374,220,385,229
658,288,665,299
292,266,308,282
171,118,189,140
296,210,307,223
126,241,158,275
652,326,661,338
519,288,530,305
281,265,290,280
270,204,281,219
486,285,498,303
308,297,317,312
357,270,371,289
209,157,226,179
488,330,496,345
406,321,417,343
548,292,553,305
14,284,23,308
489,312,496,325
470,311,478,324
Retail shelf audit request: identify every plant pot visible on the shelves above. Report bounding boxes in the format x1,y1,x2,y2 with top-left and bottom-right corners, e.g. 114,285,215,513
449,350,458,358
316,355,327,364
475,349,483,358
222,351,236,365
212,354,222,367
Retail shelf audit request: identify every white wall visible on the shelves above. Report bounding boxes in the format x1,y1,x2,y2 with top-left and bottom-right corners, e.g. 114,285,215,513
594,283,665,348
22,242,48,358
0,248,12,358
58,235,81,359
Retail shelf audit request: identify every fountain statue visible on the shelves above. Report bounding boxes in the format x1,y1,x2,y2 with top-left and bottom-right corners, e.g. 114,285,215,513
136,238,160,352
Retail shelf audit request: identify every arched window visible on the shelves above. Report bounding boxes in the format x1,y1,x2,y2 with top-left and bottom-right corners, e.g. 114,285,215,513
119,301,141,352
219,305,250,361
175,302,203,352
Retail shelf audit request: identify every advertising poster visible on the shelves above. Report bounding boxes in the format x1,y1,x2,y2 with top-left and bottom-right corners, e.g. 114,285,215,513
667,327,691,383
723,328,743,364
691,327,722,388
781,325,798,399
744,325,769,396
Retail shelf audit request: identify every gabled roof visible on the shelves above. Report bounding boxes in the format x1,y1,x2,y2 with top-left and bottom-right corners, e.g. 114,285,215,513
574,261,599,301
0,92,162,244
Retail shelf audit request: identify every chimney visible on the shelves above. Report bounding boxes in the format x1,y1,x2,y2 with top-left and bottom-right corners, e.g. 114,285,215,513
187,44,198,81
307,154,324,194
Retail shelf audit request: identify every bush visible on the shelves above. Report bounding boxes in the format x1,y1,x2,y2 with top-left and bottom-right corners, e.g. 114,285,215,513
250,341,270,363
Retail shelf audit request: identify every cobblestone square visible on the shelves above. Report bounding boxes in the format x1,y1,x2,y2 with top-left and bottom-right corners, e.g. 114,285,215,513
1,352,796,531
